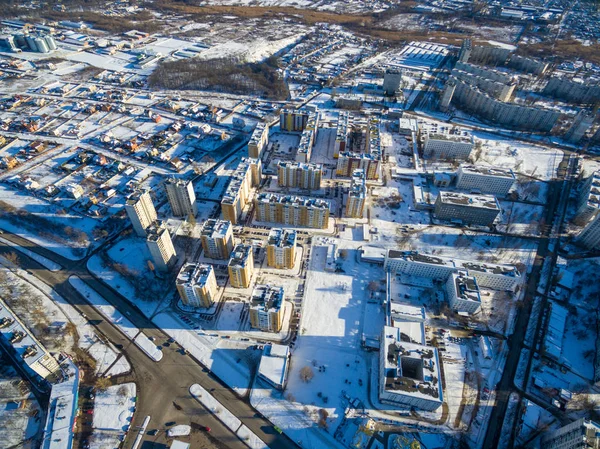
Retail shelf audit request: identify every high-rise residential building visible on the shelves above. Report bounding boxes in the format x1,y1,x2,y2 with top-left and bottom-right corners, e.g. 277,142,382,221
334,111,351,158
249,284,285,332
176,263,218,308
277,161,322,190
577,211,600,250
228,244,254,288
346,169,367,218
445,272,481,314
295,112,319,163
541,418,600,449
335,116,382,180
221,158,261,225
164,178,197,217
564,109,595,144
200,219,234,260
424,132,474,160
280,109,311,132
458,38,472,63
254,193,330,229
434,191,501,227
248,122,269,159
456,164,515,196
146,221,177,272
575,171,600,223
383,69,402,95
267,228,296,269
125,190,157,237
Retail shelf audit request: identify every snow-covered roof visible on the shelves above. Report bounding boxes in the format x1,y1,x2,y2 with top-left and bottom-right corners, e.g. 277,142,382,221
258,344,290,389
169,441,190,449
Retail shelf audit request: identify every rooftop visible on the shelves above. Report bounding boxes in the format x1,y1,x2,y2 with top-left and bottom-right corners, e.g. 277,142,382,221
438,191,500,210
222,158,258,205
258,344,290,389
176,263,214,287
146,220,168,242
250,284,284,313
201,219,231,239
268,228,297,248
459,164,515,179
451,272,482,303
256,192,331,210
228,244,252,268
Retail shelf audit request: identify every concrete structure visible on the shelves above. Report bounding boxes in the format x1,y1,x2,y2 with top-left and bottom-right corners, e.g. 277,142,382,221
164,178,197,217
146,221,177,272
454,61,512,84
442,77,560,132
334,111,351,158
575,171,600,222
176,263,217,308
267,228,296,269
221,158,261,225
445,272,481,314
434,191,501,227
254,193,330,229
228,244,254,288
125,190,157,237
0,298,61,381
336,116,382,180
423,132,474,160
543,77,600,105
577,211,600,251
277,161,322,190
200,219,234,260
541,418,600,449
451,65,516,102
468,44,512,65
250,284,285,332
398,117,419,136
379,326,443,411
346,169,367,218
280,109,312,132
248,122,269,158
564,110,595,144
258,344,290,390
456,164,515,196
295,112,319,163
383,69,402,95
384,250,521,291
458,38,472,63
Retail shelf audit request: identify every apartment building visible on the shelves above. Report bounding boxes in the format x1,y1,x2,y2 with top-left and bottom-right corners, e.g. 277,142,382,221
164,178,197,217
434,191,501,227
541,418,600,449
277,161,322,190
267,228,296,269
379,325,443,411
383,69,402,95
200,219,234,260
543,76,600,105
228,244,254,288
176,263,218,308
249,284,285,332
384,250,521,291
576,171,600,222
248,122,269,158
280,109,311,132
336,116,382,180
346,169,367,218
446,272,482,314
334,111,351,158
146,221,177,272
254,193,331,229
221,158,261,225
296,112,319,163
564,110,594,144
125,190,157,237
456,164,515,196
423,132,474,160
577,212,600,251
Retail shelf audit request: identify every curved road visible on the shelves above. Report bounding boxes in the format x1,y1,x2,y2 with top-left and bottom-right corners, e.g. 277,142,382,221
0,231,298,449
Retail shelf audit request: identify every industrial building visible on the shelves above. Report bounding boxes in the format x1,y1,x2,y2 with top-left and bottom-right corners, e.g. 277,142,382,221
125,190,157,237
200,219,234,260
249,284,285,332
277,161,322,190
434,191,501,227
346,169,367,218
423,132,474,160
164,178,197,217
267,228,297,269
221,158,261,225
146,221,177,272
228,244,254,288
176,263,218,308
456,164,515,196
445,272,482,314
384,250,521,291
248,122,269,158
254,193,330,229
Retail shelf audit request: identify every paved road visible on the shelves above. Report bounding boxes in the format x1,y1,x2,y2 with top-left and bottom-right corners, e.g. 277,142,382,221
0,231,298,449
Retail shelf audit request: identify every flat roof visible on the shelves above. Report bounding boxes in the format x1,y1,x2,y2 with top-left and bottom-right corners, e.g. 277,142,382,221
459,164,515,179
201,218,231,239
256,192,331,210
251,284,284,313
177,263,213,287
258,344,289,388
228,244,252,267
451,272,481,303
438,191,500,210
268,228,296,248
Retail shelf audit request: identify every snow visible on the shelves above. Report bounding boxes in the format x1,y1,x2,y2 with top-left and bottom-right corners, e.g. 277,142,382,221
92,383,136,431
0,236,62,271
69,276,163,362
167,425,191,437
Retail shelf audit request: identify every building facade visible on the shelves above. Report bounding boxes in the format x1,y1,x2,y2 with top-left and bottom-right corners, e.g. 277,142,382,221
541,418,600,449
383,69,402,95
575,171,600,223
164,178,197,217
250,284,285,332
446,272,482,314
248,122,269,159
267,228,297,269
456,164,515,196
277,161,322,190
200,219,234,260
125,190,157,237
254,193,330,229
221,158,261,225
146,221,177,272
228,244,254,288
564,110,594,144
577,212,600,251
346,169,367,218
176,263,217,308
424,133,474,160
434,191,501,227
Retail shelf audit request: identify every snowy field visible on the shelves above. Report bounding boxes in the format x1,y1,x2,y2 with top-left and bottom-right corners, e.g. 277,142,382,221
90,383,136,449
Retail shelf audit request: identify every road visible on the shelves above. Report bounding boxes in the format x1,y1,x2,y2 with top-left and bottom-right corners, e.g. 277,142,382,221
0,231,298,449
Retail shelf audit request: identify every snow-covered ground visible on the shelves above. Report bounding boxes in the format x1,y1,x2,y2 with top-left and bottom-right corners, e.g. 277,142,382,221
90,383,136,449
0,236,62,271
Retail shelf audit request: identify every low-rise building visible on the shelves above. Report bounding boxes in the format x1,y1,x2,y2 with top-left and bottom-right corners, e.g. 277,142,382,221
200,219,234,260
176,263,217,308
434,191,501,227
346,169,367,218
379,326,443,411
446,272,481,314
254,193,330,229
228,244,254,288
258,344,290,390
456,164,515,196
267,228,296,269
146,221,177,272
250,284,285,332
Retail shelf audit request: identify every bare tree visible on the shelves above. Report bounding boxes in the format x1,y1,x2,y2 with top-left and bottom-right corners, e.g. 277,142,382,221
318,409,329,429
299,366,314,383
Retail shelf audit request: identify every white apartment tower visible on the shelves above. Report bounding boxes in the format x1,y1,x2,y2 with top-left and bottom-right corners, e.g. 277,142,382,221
165,178,197,217
146,221,177,272
125,190,157,237
446,272,482,314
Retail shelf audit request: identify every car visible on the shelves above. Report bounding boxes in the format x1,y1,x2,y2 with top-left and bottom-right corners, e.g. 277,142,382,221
168,337,175,343
203,426,211,432
85,410,93,415
147,429,159,436
165,421,176,427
